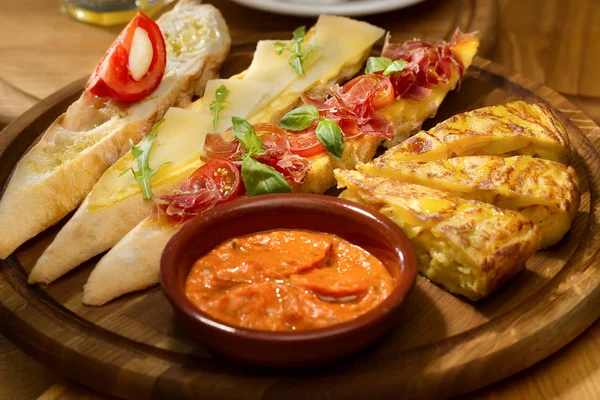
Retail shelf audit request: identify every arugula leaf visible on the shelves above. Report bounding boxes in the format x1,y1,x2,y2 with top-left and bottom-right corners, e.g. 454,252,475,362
279,105,319,131
273,25,313,75
209,85,230,132
315,118,344,160
121,120,170,200
383,59,407,76
241,156,292,196
231,116,265,157
292,25,306,41
365,56,393,74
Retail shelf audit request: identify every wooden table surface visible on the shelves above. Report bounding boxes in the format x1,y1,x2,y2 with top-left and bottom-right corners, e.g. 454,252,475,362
1,0,600,399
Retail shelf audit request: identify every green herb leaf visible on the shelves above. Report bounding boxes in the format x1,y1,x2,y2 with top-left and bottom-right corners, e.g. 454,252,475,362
365,56,392,74
122,120,170,200
209,84,230,132
273,25,313,76
316,118,344,160
383,59,407,76
279,105,320,131
231,116,264,157
292,26,306,41
241,156,292,196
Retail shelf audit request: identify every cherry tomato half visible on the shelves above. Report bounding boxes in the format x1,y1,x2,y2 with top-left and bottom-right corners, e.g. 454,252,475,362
287,132,327,158
183,158,241,203
86,12,166,102
342,74,395,111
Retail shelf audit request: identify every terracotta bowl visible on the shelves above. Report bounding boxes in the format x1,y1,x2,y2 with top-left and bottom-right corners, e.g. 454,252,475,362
160,193,417,368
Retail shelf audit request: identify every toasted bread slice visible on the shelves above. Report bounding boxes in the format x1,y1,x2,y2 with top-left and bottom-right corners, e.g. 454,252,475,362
83,219,178,306
295,33,479,195
0,1,230,259
31,16,386,286
358,155,580,248
383,101,570,164
381,32,479,147
335,170,541,300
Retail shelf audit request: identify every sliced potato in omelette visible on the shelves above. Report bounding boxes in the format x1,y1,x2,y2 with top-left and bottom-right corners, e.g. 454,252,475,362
334,169,541,301
383,101,570,163
358,155,580,248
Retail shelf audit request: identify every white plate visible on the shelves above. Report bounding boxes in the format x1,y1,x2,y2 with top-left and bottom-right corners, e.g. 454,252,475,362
229,0,427,17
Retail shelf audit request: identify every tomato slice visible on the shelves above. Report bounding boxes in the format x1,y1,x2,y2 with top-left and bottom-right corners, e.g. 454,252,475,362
86,12,166,102
287,132,326,158
342,74,395,111
252,122,327,159
183,159,241,203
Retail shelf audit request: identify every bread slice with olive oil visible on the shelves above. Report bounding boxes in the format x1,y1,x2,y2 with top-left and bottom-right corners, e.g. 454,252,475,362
0,1,231,260
30,16,386,287
335,169,541,300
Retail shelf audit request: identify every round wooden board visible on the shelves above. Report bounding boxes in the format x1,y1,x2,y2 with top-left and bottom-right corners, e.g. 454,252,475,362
2,50,600,399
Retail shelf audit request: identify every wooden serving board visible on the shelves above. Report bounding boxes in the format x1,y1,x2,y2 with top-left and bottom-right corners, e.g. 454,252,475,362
2,50,600,399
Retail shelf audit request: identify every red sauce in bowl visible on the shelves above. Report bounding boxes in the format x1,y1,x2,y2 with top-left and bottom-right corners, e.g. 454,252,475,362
184,230,395,331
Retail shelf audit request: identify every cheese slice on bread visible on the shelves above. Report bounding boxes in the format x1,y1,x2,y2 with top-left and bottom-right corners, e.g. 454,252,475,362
30,16,386,285
0,1,231,259
335,169,541,301
358,155,580,248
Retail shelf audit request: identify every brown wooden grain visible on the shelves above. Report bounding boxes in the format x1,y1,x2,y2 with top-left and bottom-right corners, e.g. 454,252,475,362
5,0,600,399
1,53,598,399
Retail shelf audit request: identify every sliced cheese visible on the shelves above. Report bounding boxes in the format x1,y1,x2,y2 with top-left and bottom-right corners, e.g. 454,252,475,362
89,108,212,210
247,16,385,124
200,78,272,137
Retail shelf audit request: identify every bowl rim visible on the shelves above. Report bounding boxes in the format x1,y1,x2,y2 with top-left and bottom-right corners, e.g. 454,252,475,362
160,193,417,342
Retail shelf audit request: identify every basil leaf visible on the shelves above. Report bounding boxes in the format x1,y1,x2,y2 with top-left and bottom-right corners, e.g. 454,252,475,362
231,116,264,157
316,118,344,160
122,120,170,200
279,105,319,131
241,156,292,196
383,59,407,76
365,56,392,74
209,84,230,132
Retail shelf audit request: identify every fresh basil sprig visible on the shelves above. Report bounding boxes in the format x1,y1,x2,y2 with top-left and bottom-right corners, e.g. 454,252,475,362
241,156,291,196
365,56,407,76
209,84,230,132
121,120,170,200
274,26,314,76
231,117,265,157
231,117,291,196
315,118,344,160
279,105,344,160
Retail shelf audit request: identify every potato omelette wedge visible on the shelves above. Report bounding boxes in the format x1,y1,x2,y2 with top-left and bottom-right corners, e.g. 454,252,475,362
357,155,580,248
334,169,541,301
382,101,570,163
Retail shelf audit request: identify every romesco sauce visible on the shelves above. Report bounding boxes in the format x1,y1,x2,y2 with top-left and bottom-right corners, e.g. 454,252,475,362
185,230,394,331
